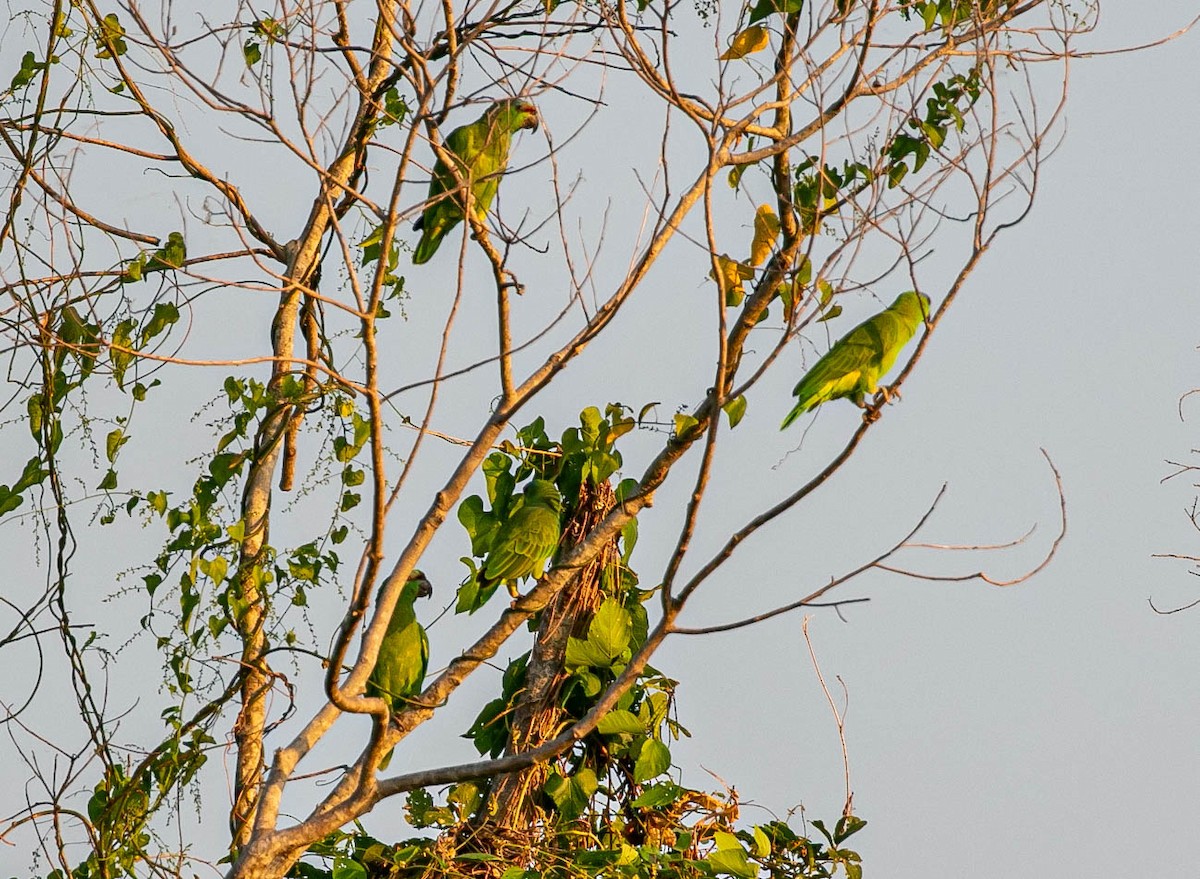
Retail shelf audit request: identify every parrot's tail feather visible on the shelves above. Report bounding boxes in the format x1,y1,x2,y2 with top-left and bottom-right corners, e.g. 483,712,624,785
412,229,442,264
780,399,810,430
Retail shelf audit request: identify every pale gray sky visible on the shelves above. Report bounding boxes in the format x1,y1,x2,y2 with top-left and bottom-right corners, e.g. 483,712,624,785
655,7,1200,876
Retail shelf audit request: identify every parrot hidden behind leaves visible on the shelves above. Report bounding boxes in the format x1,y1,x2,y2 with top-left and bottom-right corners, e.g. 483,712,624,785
366,571,432,770
483,478,564,598
412,98,540,265
781,291,930,429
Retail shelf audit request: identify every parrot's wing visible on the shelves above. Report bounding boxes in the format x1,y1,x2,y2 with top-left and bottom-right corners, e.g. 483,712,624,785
782,327,878,426
483,504,560,582
411,119,480,264
856,306,922,385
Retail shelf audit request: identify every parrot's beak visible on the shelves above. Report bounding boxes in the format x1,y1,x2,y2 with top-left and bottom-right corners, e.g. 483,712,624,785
520,103,539,132
411,571,434,598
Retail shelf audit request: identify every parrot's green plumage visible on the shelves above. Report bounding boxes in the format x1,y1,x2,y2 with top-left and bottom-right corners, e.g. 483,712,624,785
412,98,540,264
367,571,432,770
781,291,930,428
483,479,563,597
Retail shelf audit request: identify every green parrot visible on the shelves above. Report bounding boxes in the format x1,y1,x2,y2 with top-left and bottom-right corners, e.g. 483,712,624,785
412,98,540,265
366,571,432,770
781,291,930,428
483,478,564,598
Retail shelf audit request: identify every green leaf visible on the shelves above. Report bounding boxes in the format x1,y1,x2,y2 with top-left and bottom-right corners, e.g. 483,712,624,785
463,697,508,757
706,846,756,878
811,819,834,845
752,825,771,857
205,555,228,587
140,301,180,346
120,252,146,283
620,516,638,563
713,831,742,851
145,232,186,272
98,469,118,490
26,395,43,438
132,379,158,401
331,858,367,879
105,428,127,463
95,13,128,59
448,781,483,819
544,767,597,820
673,413,699,438
11,52,40,90
0,488,24,517
13,457,46,494
565,635,615,669
634,739,670,782
817,304,842,323
796,255,813,287
588,599,632,660
922,0,938,29
457,494,497,556
209,452,244,487
597,709,645,736
722,395,747,429
615,477,640,503
835,814,867,842
747,0,803,24
631,781,683,808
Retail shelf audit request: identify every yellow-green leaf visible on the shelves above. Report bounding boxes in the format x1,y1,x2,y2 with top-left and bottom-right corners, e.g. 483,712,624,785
673,413,700,438
753,825,771,857
719,25,769,60
749,204,780,266
722,395,747,429
711,254,754,306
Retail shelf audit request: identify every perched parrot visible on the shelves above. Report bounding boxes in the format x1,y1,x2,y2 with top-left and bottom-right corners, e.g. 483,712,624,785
366,571,433,770
781,291,930,429
483,479,564,598
412,98,540,264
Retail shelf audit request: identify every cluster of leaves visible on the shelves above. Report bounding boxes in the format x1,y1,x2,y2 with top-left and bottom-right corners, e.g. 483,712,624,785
7,7,134,99
708,205,836,340
242,16,287,68
134,378,363,688
460,585,674,818
292,800,866,879
6,289,182,523
899,0,1013,31
37,377,366,875
455,405,636,613
52,729,215,879
885,68,983,187
728,63,981,245
290,408,867,879
119,232,187,284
